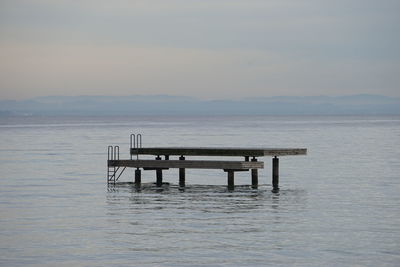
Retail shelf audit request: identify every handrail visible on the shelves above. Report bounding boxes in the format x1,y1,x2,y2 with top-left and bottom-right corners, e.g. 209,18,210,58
108,145,113,160
130,133,142,160
114,145,119,160
130,134,135,159
136,134,142,160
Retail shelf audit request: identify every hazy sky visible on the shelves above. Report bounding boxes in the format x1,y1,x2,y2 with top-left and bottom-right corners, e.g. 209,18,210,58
0,0,399,100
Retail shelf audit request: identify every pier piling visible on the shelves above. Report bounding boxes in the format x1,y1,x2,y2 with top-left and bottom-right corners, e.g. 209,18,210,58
135,168,141,186
156,156,162,186
179,156,185,187
272,156,279,192
251,157,258,189
227,170,234,190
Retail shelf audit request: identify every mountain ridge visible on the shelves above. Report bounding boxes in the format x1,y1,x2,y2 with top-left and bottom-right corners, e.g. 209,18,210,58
1,94,399,116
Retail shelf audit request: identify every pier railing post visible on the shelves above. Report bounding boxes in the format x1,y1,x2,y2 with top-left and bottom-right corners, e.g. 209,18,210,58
272,156,279,192
251,157,258,189
156,156,162,187
179,156,185,187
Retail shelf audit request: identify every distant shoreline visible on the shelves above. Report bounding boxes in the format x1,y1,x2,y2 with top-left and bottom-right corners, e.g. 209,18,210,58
1,94,400,116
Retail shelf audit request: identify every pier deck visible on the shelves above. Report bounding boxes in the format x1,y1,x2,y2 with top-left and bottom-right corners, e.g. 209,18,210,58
108,140,306,191
130,147,307,157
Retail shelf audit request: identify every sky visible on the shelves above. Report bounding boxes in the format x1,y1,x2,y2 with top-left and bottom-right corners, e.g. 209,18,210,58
0,0,399,100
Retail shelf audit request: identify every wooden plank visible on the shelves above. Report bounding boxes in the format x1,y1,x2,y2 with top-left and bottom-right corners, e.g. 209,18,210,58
108,159,264,170
130,147,307,157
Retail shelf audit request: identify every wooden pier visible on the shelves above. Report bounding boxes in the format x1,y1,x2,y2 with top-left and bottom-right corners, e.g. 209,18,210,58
107,135,307,191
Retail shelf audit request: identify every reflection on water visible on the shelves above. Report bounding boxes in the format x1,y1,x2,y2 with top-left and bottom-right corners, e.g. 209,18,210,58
104,183,308,265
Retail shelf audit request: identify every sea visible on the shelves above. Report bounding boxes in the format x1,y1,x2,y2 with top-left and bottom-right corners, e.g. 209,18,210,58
0,115,399,266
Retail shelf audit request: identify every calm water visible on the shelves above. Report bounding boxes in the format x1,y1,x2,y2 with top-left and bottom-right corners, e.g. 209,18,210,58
0,115,399,266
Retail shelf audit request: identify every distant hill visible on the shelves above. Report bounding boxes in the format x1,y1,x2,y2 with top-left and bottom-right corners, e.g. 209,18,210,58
1,94,400,116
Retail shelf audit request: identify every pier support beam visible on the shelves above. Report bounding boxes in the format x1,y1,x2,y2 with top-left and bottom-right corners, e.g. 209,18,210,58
156,156,162,187
179,156,185,187
272,156,279,192
135,168,141,186
227,170,234,190
251,157,258,189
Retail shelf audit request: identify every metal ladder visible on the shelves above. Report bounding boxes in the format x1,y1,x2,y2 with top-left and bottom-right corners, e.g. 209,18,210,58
107,145,126,184
107,134,142,184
